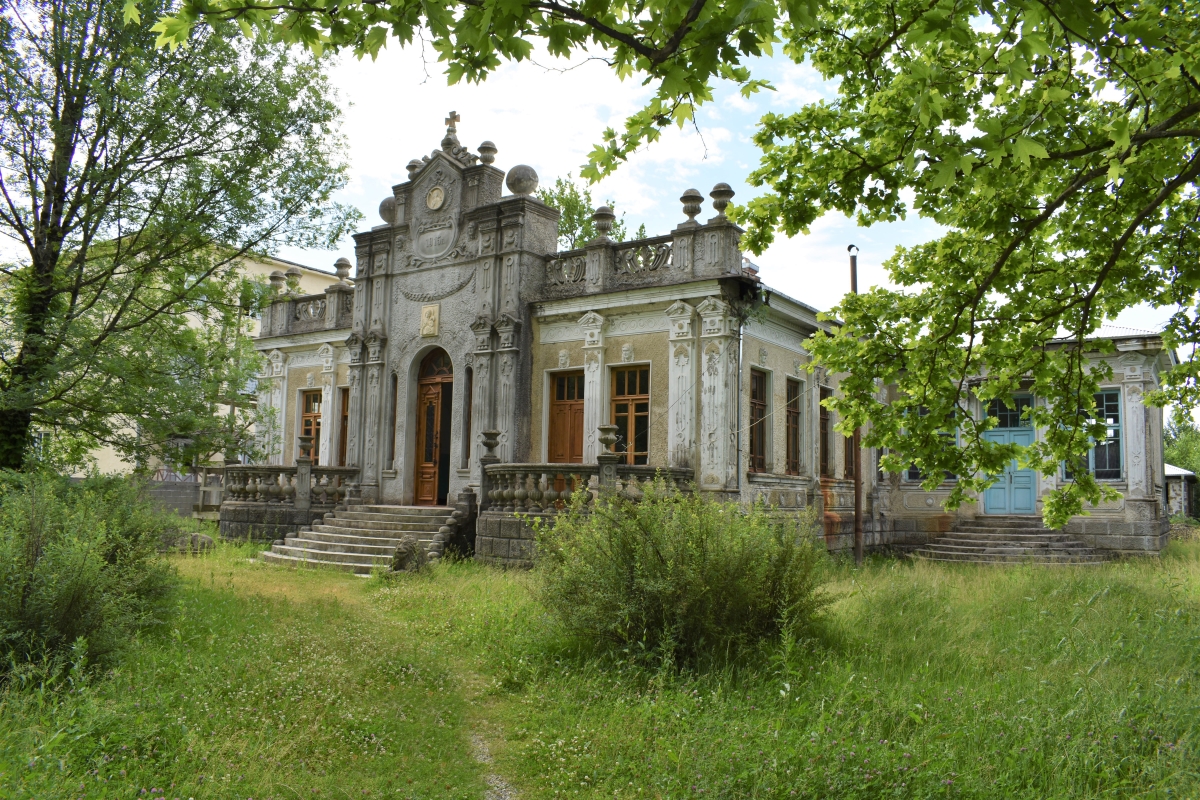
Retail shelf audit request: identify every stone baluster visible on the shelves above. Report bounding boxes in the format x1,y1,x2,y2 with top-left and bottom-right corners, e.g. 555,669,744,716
541,472,557,510
478,430,501,512
513,469,529,512
502,471,516,512
527,472,545,513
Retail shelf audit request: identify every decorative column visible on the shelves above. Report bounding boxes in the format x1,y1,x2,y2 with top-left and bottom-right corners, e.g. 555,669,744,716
697,296,738,491
344,333,365,470
470,316,496,483
579,311,606,464
665,301,698,469
360,331,387,502
1120,354,1152,499
493,314,521,463
318,344,335,465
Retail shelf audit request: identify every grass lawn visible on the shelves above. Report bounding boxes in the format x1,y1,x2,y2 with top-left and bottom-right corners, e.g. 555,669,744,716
1,540,1197,799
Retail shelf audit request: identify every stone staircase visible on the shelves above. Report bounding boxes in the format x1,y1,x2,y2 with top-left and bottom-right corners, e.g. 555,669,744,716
914,515,1108,565
259,505,453,574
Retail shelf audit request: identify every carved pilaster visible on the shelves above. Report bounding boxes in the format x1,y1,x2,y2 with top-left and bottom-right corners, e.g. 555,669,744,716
1120,354,1154,499
579,311,606,463
318,344,335,466
493,314,521,462
666,300,697,469
469,315,495,485
344,333,364,469
697,296,738,491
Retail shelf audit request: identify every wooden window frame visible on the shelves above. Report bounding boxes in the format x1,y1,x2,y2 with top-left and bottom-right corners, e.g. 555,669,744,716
300,389,322,463
785,378,802,475
749,369,768,473
610,366,650,465
819,386,834,477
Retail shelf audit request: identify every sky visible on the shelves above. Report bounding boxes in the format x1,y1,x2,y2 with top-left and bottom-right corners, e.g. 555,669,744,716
279,44,1170,330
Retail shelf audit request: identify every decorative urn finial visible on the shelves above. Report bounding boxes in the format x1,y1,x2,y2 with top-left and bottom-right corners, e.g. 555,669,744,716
592,205,615,239
268,270,286,295
284,266,302,295
680,188,703,223
334,257,352,283
478,141,497,165
710,182,735,218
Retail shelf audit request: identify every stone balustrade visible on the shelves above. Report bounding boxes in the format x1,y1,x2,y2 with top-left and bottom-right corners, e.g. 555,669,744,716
222,465,360,509
480,462,693,513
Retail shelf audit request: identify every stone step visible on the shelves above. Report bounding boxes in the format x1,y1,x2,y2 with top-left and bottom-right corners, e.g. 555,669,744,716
266,543,392,568
357,505,451,516
936,533,1087,546
315,518,445,533
921,543,1095,557
915,546,1104,562
300,529,438,547
967,516,1047,529
333,511,451,525
281,536,406,556
953,525,1061,535
913,554,1106,566
260,549,377,575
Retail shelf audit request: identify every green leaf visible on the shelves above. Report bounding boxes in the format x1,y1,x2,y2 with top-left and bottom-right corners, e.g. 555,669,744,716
122,0,140,25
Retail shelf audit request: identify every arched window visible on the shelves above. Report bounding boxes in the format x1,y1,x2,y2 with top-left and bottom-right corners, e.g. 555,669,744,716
420,350,453,379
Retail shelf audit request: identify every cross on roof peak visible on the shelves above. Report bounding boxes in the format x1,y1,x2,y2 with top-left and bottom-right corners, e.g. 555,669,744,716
445,111,460,128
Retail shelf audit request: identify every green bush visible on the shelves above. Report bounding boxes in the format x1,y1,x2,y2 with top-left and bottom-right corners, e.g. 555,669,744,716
0,472,177,673
534,482,828,666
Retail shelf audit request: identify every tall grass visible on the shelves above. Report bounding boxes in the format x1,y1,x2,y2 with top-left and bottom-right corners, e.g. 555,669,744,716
0,534,1195,798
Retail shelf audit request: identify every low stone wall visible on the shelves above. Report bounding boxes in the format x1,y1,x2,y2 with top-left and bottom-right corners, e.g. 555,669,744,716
145,480,201,517
474,511,548,568
219,502,328,542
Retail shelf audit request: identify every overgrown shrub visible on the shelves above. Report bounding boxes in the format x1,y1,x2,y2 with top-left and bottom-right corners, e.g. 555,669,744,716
534,482,828,666
0,472,177,674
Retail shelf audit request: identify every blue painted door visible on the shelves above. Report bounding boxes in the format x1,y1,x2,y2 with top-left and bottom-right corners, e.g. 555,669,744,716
983,429,1036,514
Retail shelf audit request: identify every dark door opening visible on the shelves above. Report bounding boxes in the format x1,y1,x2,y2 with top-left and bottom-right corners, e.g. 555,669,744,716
414,349,453,506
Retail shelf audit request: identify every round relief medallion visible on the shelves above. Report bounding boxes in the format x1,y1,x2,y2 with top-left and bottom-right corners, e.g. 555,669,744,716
425,186,445,210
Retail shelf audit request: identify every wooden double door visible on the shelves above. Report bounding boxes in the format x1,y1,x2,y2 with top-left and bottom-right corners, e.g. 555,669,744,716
548,371,585,464
415,350,453,506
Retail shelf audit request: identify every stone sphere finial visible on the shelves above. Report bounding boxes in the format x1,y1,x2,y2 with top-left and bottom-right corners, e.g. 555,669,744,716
379,195,396,225
406,158,423,180
268,270,286,294
478,141,497,165
680,188,703,223
505,164,539,195
710,182,735,217
334,257,352,283
592,205,615,239
284,265,303,294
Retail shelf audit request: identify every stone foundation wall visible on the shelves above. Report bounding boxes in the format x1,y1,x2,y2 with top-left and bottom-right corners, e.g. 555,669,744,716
219,502,328,542
474,511,544,568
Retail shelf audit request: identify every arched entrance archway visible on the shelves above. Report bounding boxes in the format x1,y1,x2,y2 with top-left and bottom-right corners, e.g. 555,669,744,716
414,349,453,506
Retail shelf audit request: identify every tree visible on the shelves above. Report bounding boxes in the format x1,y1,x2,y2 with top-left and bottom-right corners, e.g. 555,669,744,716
537,174,629,250
157,0,1200,525
734,0,1200,526
0,0,358,471
1165,410,1200,477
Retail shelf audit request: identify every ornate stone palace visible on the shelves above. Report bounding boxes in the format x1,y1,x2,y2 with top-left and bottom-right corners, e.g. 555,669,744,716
216,115,1174,569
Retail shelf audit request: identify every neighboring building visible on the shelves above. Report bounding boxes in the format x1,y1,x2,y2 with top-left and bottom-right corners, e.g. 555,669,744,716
231,115,1173,566
87,254,344,476
1165,463,1196,518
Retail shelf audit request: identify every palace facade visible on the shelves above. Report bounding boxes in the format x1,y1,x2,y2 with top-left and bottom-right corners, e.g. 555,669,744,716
224,116,1174,568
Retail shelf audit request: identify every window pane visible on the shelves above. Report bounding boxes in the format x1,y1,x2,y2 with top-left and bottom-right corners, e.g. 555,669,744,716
639,369,649,393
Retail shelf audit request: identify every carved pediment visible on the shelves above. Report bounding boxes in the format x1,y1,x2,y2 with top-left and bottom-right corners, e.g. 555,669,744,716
665,300,695,318
578,311,605,329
